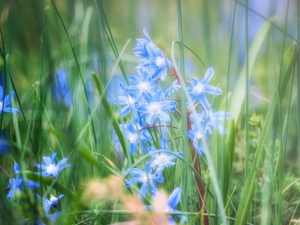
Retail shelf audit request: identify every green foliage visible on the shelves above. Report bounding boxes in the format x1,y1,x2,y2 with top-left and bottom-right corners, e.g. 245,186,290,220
0,0,299,224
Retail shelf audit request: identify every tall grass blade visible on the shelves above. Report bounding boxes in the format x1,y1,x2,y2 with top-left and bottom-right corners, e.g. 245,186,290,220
229,22,271,121
234,43,296,225
92,72,131,165
222,119,235,207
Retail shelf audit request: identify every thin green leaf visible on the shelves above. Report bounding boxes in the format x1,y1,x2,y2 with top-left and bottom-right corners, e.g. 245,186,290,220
92,72,132,164
222,119,235,206
229,22,271,121
234,44,296,225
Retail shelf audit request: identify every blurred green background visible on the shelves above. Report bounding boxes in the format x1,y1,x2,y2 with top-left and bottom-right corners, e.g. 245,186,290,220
0,1,299,224
1,0,297,154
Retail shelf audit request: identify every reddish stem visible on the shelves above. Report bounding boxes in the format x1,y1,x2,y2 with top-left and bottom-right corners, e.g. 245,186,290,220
187,113,209,225
171,64,209,224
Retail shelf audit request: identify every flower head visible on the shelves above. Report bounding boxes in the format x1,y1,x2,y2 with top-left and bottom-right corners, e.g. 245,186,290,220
190,111,230,135
125,162,164,199
150,139,183,173
52,69,73,107
137,90,176,125
126,68,158,101
35,152,70,178
7,163,39,199
0,85,19,113
187,68,222,111
37,194,64,214
166,187,187,224
115,83,137,118
187,127,208,156
123,120,139,155
134,28,172,81
0,133,10,154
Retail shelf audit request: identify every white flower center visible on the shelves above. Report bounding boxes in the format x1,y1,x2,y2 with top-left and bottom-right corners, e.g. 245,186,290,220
126,96,135,106
46,164,58,175
50,195,57,202
155,57,166,68
142,174,148,183
0,101,3,110
193,83,204,94
138,82,150,92
128,133,138,144
196,131,203,141
148,103,160,114
157,154,167,165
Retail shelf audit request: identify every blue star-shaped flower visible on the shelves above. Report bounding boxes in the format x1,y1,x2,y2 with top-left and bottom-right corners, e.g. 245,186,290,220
52,69,73,108
125,162,164,198
37,194,64,214
126,68,158,101
7,163,39,199
123,120,139,155
35,152,70,178
187,67,222,111
115,83,137,118
190,111,230,135
134,28,172,81
137,90,176,125
0,133,10,154
167,187,188,224
187,126,208,156
0,85,19,113
149,139,183,173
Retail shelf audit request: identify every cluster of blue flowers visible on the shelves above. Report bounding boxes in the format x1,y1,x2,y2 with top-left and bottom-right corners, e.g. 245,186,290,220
112,28,185,223
6,153,70,224
186,68,230,155
112,28,229,223
2,27,229,224
0,70,73,224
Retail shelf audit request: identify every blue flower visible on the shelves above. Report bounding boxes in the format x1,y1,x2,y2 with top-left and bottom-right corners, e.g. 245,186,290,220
150,152,181,173
0,85,19,113
133,28,156,59
123,121,139,155
150,139,183,173
35,152,70,178
186,68,222,112
7,176,23,199
0,133,10,154
107,74,125,104
190,111,230,135
7,164,39,199
37,194,64,214
52,69,73,107
134,28,172,81
167,187,187,224
115,83,137,118
187,127,208,156
126,68,158,101
137,90,177,125
125,162,164,198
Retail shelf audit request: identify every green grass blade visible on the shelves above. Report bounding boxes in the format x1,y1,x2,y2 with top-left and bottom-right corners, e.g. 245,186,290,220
222,119,235,207
234,44,296,225
92,72,131,165
229,22,271,121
